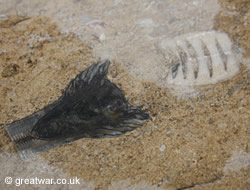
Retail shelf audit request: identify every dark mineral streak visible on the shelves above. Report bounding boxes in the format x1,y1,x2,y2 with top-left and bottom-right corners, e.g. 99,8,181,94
32,59,149,139
5,60,149,159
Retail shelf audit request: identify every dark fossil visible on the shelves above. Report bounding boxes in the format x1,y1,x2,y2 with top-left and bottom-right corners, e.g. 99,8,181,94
5,60,149,159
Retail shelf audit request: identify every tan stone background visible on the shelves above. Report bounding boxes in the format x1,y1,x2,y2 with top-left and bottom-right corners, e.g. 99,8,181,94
0,0,249,189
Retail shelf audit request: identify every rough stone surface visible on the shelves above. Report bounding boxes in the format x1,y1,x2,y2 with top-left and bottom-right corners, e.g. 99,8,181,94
0,0,249,190
0,0,221,89
214,0,250,58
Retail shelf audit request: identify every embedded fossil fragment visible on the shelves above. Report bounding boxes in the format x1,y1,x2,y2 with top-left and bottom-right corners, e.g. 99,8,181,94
159,31,241,86
186,40,199,79
5,60,149,159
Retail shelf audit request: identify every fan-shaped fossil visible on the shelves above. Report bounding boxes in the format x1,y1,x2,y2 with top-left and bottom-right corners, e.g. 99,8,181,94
5,60,149,159
159,31,241,86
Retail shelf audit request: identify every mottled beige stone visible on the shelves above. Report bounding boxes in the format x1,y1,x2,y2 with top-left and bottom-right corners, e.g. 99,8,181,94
0,0,250,189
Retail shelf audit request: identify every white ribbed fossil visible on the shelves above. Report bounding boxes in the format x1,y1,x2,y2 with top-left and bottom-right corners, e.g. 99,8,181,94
159,31,241,86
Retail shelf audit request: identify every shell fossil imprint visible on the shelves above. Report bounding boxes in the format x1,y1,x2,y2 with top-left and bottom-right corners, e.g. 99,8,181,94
159,31,242,86
5,60,149,159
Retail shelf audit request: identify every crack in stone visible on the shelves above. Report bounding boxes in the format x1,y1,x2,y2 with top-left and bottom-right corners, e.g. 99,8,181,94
176,176,222,190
